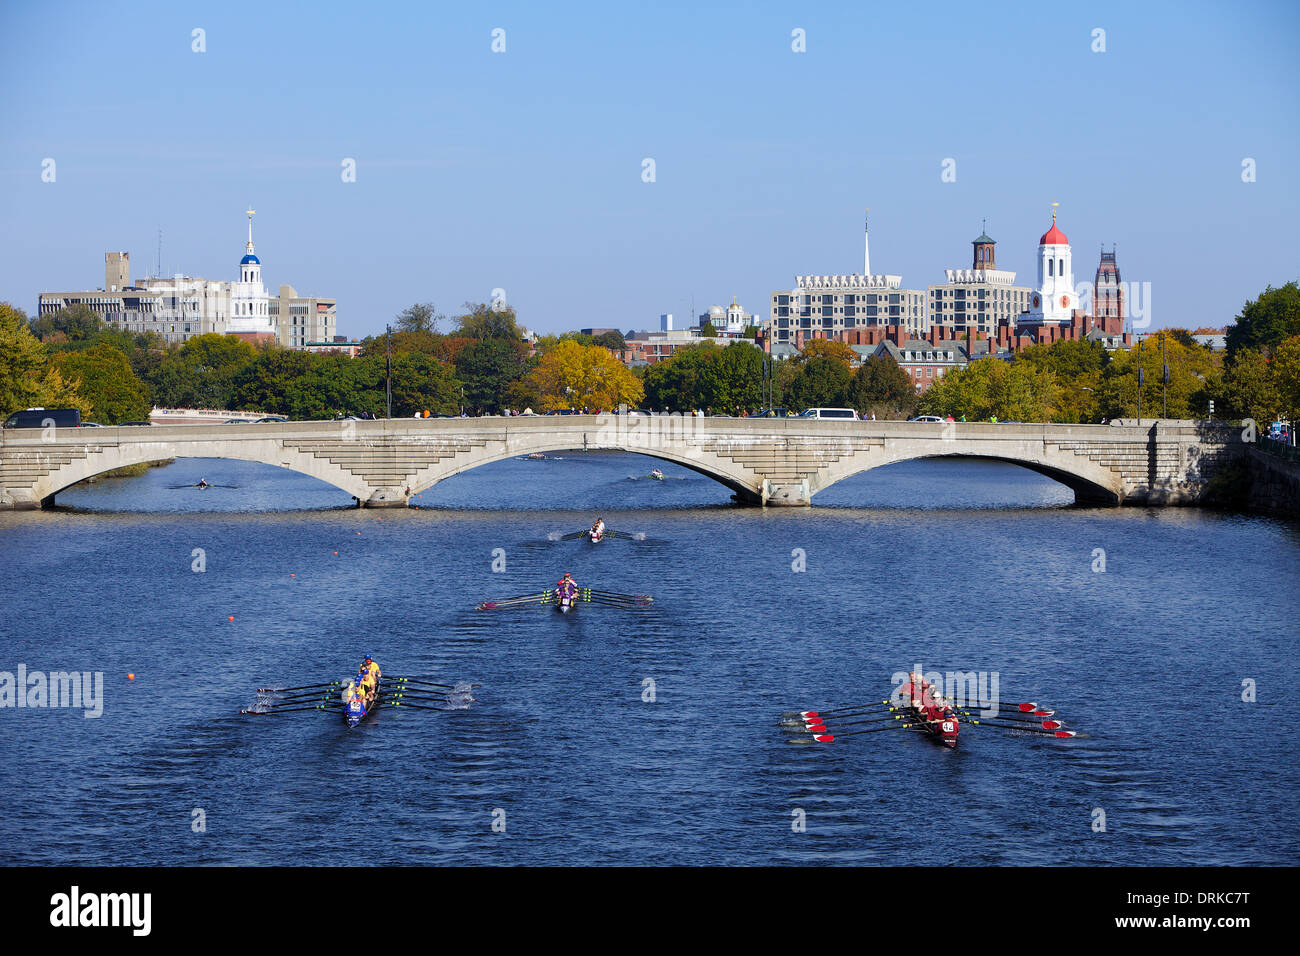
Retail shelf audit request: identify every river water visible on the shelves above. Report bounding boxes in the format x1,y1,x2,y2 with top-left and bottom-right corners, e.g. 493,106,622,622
2,452,1297,865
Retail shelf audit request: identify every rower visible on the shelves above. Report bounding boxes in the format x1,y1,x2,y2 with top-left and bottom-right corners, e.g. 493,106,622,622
197,478,209,488
591,517,605,537
557,572,578,599
359,657,380,695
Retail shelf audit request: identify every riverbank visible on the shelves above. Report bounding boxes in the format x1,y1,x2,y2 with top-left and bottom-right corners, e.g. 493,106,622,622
80,458,174,483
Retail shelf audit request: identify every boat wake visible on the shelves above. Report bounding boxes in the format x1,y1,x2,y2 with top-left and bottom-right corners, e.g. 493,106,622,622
439,681,477,710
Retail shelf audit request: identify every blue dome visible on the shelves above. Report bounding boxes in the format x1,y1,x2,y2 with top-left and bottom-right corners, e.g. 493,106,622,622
241,254,261,265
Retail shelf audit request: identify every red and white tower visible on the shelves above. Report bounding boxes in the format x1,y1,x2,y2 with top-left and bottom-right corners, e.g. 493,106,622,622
1019,204,1078,327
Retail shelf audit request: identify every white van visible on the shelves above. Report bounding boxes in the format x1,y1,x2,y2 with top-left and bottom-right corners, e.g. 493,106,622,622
798,408,858,420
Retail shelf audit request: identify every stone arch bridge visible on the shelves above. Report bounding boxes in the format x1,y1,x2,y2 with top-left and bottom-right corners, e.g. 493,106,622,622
0,415,1244,510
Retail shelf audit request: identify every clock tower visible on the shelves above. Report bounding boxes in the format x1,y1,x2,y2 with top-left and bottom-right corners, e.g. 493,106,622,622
1019,204,1078,327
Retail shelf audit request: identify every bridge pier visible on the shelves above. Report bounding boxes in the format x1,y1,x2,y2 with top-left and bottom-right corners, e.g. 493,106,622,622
761,479,812,506
363,488,409,508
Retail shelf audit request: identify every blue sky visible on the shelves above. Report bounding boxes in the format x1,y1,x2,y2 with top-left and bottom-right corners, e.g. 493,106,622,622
2,0,1297,338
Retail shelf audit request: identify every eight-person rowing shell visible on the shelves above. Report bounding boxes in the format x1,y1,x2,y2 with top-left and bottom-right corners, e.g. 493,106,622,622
779,673,1080,745
342,656,382,727
551,522,644,543
901,671,959,747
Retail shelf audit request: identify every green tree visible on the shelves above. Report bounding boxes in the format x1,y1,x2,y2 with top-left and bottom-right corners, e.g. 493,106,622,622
593,330,626,352
29,304,105,343
146,334,257,409
228,348,314,414
1096,334,1218,420
454,338,528,413
455,303,522,340
395,302,442,335
848,355,916,419
52,344,152,424
787,355,851,410
279,354,375,419
1271,335,1300,428
642,342,763,412
1016,339,1109,423
919,358,1059,422
1225,282,1300,358
1215,348,1282,423
0,302,88,416
389,353,461,417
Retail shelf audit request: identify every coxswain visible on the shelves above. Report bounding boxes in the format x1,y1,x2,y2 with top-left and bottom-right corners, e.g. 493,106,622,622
557,572,578,599
197,478,209,488
591,517,606,538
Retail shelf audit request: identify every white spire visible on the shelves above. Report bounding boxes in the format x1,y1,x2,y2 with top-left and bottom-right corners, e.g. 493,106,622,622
246,207,256,255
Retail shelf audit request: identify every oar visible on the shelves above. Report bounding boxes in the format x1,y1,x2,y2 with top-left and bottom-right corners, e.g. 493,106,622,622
786,708,904,726
240,704,341,715
559,530,586,541
779,705,902,725
965,718,1077,737
387,692,453,704
952,709,1064,730
787,722,924,744
779,704,901,726
387,700,450,712
585,591,653,604
262,693,334,706
783,714,906,733
257,681,342,694
477,591,552,610
390,677,479,690
948,703,1054,717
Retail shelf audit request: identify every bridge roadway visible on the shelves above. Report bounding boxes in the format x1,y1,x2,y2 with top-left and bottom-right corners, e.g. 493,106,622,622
0,415,1244,509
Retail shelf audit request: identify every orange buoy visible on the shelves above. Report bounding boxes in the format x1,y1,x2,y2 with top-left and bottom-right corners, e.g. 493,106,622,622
127,673,135,680
290,573,295,577
333,551,338,555
228,616,234,621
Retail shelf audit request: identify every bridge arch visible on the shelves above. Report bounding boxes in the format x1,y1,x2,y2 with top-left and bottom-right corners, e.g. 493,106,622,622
405,437,764,503
29,439,373,507
811,442,1125,505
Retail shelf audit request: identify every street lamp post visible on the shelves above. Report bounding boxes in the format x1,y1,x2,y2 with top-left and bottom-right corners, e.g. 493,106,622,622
1159,331,1169,420
1136,334,1143,425
385,324,392,419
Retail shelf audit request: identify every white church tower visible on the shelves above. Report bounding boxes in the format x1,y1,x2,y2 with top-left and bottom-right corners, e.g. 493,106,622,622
1019,203,1078,327
227,207,273,337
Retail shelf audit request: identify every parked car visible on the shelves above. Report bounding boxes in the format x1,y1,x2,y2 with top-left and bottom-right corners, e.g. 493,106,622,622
754,407,794,418
253,416,289,423
120,421,153,426
81,421,103,427
908,415,945,423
